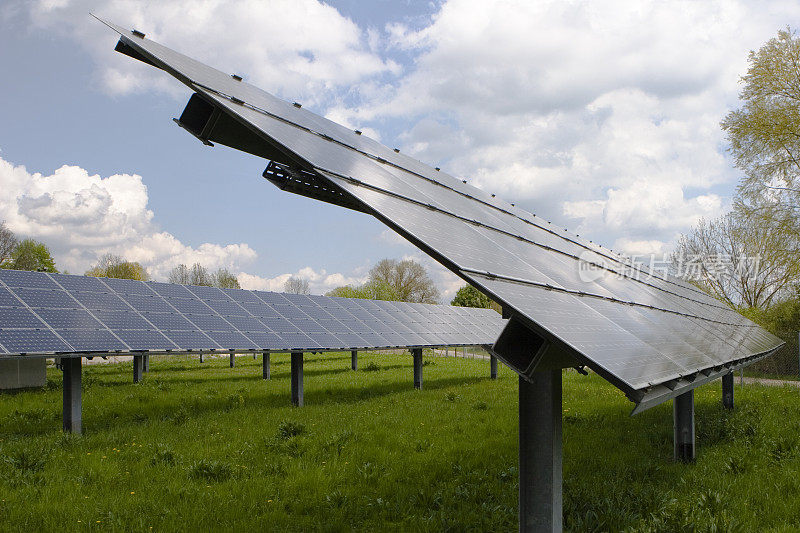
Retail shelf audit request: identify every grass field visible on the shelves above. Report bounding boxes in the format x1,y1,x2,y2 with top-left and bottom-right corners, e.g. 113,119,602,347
1,352,800,531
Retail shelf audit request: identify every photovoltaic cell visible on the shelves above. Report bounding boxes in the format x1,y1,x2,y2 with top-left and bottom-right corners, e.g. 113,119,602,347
0,269,505,357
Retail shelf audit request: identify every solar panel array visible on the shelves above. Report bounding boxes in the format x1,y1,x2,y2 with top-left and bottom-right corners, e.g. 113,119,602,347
0,270,505,357
100,20,783,407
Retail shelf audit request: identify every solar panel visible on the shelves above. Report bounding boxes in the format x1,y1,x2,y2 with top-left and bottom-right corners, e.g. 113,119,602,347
0,269,505,355
96,20,782,410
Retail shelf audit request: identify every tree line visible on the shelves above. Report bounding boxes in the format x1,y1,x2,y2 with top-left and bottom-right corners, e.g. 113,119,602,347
672,28,800,373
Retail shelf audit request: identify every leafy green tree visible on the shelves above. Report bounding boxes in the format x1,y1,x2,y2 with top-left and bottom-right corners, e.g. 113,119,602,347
213,268,240,289
6,239,57,272
86,253,149,280
722,28,800,236
326,279,398,300
368,258,440,303
0,221,18,267
450,285,491,308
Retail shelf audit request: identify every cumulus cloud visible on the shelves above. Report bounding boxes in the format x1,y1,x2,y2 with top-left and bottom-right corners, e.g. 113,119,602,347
0,156,257,277
26,0,399,109
332,0,800,254
238,267,368,295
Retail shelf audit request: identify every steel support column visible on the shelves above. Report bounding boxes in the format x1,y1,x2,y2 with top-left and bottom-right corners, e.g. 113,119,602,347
63,357,82,434
199,353,204,363
490,355,498,379
673,390,695,462
412,348,423,390
262,352,270,380
133,354,143,383
229,353,235,368
722,372,734,410
351,350,358,371
143,354,150,372
291,351,304,407
519,371,562,533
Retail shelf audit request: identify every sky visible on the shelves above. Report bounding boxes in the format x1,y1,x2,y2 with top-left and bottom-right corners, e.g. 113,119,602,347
0,0,799,302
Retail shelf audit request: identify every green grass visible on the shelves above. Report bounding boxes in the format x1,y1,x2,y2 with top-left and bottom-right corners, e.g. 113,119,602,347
1,353,800,531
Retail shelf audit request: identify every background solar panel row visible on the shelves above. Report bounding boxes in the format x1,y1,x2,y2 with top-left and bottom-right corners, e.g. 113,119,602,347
0,270,505,356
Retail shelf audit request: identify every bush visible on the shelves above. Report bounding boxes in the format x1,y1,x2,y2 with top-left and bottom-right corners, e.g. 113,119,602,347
188,459,232,482
276,421,306,440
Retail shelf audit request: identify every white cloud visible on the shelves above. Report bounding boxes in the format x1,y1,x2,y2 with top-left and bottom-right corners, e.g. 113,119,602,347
237,267,367,295
27,0,399,108
0,156,256,278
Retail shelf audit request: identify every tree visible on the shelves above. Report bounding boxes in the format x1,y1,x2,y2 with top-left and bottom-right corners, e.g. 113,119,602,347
721,28,800,236
326,279,398,300
6,239,57,272
671,210,800,308
368,258,440,303
212,268,240,289
0,221,17,267
85,253,149,280
168,263,241,289
451,285,491,308
284,277,310,295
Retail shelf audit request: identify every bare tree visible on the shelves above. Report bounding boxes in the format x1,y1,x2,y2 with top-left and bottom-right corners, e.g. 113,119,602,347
168,264,191,285
284,277,310,295
672,210,800,308
368,258,440,303
0,221,17,267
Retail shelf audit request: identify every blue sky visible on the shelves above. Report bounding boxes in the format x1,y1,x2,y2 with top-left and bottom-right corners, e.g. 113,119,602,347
1,0,798,301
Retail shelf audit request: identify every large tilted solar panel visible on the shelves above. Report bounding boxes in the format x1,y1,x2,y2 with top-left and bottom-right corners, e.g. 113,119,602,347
0,269,505,357
100,20,783,409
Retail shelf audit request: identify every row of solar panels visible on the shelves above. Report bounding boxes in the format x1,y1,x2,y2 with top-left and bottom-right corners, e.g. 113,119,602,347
0,269,505,356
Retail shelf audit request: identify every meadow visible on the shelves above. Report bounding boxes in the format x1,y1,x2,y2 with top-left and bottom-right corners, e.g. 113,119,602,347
1,352,800,531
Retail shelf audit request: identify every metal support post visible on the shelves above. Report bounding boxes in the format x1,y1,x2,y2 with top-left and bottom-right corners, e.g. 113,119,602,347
199,353,204,363
722,372,734,409
412,348,423,390
262,352,270,380
673,390,695,462
229,353,235,368
490,355,498,379
133,354,143,383
351,350,358,371
519,371,562,532
291,351,304,407
63,357,82,434
143,354,150,372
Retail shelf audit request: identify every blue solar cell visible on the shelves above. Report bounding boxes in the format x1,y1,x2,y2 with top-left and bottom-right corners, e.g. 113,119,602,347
279,331,321,349
271,305,309,319
260,316,299,333
36,308,103,329
71,291,130,311
292,318,324,333
0,270,59,289
101,277,154,295
170,298,213,314
57,329,128,352
239,330,286,349
185,285,225,300
14,288,78,309
0,308,46,328
141,312,195,331
205,331,256,349
254,291,289,305
306,332,345,348
91,310,151,330
161,330,220,350
114,330,177,351
221,287,262,303
55,275,106,291
224,316,267,331
0,329,72,353
0,288,21,307
334,332,369,348
240,301,281,317
187,314,235,331
148,282,195,298
205,300,247,316
121,293,174,313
